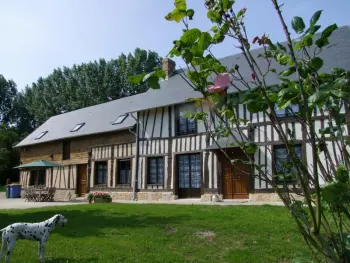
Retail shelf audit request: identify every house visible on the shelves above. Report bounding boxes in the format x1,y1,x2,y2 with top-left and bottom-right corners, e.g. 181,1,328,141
15,26,350,202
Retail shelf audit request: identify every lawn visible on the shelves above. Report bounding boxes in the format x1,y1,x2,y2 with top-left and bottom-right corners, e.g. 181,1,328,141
0,185,4,192
0,204,313,263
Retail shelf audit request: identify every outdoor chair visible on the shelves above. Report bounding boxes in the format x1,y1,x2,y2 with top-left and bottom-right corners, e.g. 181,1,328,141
47,187,56,202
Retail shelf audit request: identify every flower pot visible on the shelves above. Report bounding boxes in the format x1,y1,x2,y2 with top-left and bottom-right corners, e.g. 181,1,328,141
94,197,112,203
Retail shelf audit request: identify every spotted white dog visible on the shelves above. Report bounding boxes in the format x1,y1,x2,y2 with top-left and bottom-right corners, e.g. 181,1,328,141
0,214,68,263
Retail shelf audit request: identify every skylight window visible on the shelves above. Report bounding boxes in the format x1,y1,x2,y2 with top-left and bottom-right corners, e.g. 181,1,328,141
35,131,48,140
113,114,128,125
71,123,85,132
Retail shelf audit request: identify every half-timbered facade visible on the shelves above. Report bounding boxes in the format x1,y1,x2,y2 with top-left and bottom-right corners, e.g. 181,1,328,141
15,26,350,202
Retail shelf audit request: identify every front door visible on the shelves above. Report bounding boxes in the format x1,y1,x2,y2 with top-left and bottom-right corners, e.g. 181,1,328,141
222,150,250,199
177,153,201,198
77,164,87,197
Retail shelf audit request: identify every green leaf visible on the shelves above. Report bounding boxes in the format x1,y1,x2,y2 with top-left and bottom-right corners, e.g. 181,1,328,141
277,42,287,52
308,90,329,107
155,70,166,79
322,181,348,203
331,90,348,98
244,142,258,154
213,64,227,73
186,9,195,20
334,77,348,88
281,67,296,76
175,0,187,11
246,101,260,113
276,54,291,66
315,37,329,48
190,43,203,57
310,57,323,71
305,25,321,35
237,8,247,19
303,34,313,47
165,9,187,22
222,0,234,11
180,28,201,44
207,10,221,23
291,16,306,34
331,68,346,76
128,73,147,84
182,50,193,64
321,24,338,38
198,32,212,52
147,75,160,89
310,10,322,26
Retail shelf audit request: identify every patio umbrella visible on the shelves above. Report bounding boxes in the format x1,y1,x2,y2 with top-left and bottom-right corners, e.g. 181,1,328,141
14,160,64,170
14,160,65,187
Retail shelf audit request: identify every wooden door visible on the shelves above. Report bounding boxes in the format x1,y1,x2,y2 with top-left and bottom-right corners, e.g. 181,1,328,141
223,168,233,199
232,160,249,199
77,164,87,197
222,151,250,199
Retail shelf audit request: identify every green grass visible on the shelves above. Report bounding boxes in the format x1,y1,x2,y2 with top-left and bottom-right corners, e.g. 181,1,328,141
0,185,5,192
0,204,313,263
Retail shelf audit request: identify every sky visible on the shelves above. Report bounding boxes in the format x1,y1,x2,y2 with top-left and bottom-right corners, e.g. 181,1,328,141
0,0,349,91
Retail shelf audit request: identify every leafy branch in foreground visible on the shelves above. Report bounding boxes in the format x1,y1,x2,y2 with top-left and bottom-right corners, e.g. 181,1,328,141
130,0,350,262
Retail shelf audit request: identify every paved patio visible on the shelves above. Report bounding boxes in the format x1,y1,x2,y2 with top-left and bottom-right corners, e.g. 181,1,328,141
0,192,87,210
0,192,284,210
113,199,284,206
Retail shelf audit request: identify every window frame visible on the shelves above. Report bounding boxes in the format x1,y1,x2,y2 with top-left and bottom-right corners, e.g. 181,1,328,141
70,123,85,132
35,131,48,140
147,157,164,185
94,161,108,186
273,144,302,185
62,141,71,160
175,103,197,136
29,170,46,186
117,159,132,185
113,114,128,125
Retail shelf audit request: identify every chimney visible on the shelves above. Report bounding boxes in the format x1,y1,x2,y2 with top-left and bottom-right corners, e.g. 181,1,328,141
162,58,176,78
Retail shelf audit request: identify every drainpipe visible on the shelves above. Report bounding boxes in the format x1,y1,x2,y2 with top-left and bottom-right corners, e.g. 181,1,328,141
130,113,139,201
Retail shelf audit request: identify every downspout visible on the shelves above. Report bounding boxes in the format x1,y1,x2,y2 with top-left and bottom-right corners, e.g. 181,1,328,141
129,113,140,201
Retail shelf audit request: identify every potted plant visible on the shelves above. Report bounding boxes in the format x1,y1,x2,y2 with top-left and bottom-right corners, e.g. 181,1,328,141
92,192,112,203
86,193,94,203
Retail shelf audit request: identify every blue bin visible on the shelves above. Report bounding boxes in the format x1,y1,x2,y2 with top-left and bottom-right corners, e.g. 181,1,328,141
9,185,22,198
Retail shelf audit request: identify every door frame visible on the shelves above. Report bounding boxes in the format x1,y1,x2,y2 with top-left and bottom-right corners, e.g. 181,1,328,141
220,148,251,199
175,152,202,199
77,164,88,197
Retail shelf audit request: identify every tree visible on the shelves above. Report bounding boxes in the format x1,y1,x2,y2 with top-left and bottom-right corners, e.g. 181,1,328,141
130,0,350,262
0,125,20,184
0,74,17,125
23,48,162,127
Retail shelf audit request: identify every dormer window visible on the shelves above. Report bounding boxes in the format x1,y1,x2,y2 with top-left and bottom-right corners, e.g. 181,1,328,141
71,123,85,132
113,114,128,125
35,131,48,140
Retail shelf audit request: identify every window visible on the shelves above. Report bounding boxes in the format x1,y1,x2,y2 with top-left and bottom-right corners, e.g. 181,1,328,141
95,161,107,185
35,131,48,140
274,104,300,117
62,141,70,160
113,114,128,125
178,153,201,189
176,103,197,136
148,157,164,185
29,170,46,186
274,145,302,184
71,123,85,132
118,159,131,184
